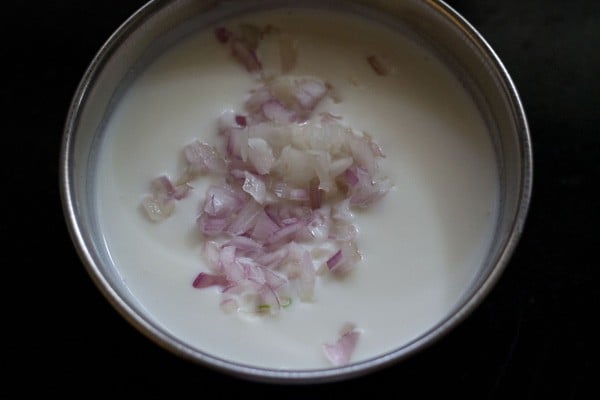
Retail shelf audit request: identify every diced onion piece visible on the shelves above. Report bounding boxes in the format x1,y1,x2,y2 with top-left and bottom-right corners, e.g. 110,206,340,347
262,100,297,123
267,76,328,121
272,182,308,202
184,140,226,176
348,134,378,176
348,167,391,208
192,272,227,288
266,220,305,245
245,87,273,115
247,137,275,175
218,109,247,132
326,240,361,274
242,171,267,204
322,323,361,366
141,175,192,222
202,184,244,217
141,195,175,222
297,248,316,301
151,175,191,200
274,145,316,187
197,213,229,236
226,127,249,160
250,210,280,243
226,200,263,236
329,157,354,180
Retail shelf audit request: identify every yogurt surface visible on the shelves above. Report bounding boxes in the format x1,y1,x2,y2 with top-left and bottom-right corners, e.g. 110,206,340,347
95,8,499,369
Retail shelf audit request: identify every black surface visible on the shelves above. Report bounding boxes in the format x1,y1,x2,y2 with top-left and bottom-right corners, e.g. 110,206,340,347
7,0,598,397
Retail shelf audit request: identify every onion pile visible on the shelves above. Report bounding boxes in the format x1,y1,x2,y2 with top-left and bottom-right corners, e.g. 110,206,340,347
141,23,392,365
143,74,390,313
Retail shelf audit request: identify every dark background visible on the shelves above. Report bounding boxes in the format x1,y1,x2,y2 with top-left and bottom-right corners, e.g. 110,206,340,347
7,0,598,398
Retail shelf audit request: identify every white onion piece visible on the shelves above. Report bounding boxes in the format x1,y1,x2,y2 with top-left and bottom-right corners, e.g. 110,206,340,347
202,184,244,217
262,99,297,123
226,127,249,160
184,140,226,176
202,240,222,272
218,111,247,141
329,157,354,179
151,175,191,200
141,195,174,222
272,182,309,202
294,246,316,302
248,122,293,150
247,137,275,175
245,87,273,115
347,167,392,208
242,171,267,204
141,175,191,221
348,134,378,176
268,76,328,121
218,109,239,132
274,145,316,187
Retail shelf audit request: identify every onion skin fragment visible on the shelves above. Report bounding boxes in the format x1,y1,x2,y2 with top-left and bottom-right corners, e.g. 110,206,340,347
214,25,264,73
367,55,389,76
214,27,232,44
231,38,263,72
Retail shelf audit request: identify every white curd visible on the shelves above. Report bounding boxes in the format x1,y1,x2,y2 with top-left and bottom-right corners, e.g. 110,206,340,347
95,8,499,369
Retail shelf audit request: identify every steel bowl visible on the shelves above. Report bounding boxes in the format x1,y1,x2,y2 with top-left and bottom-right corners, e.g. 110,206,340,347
60,0,532,384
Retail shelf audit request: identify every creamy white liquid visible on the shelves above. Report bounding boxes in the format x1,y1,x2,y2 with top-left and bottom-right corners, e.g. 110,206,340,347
96,9,499,369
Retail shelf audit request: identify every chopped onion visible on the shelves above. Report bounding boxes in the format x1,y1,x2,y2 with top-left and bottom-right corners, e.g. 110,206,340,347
262,99,297,123
242,171,267,204
145,104,390,312
184,140,226,176
247,137,275,175
142,29,391,321
141,175,191,221
322,323,361,366
141,195,174,222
